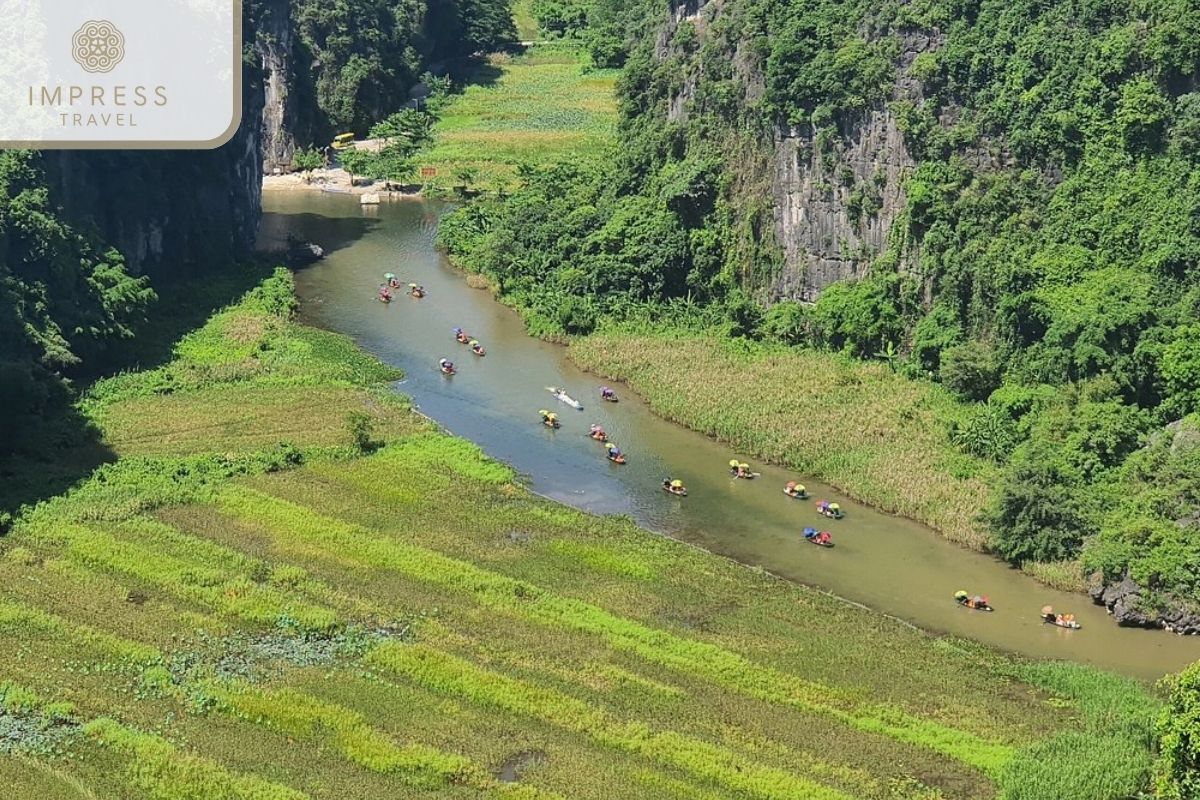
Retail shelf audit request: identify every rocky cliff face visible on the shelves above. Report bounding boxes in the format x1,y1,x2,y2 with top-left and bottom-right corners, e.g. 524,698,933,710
258,0,298,172
41,3,273,277
660,0,941,301
43,73,265,277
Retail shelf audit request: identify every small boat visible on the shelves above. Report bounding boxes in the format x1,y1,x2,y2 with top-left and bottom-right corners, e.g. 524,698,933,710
783,481,809,500
954,592,993,612
662,479,687,497
439,361,455,375
607,453,626,464
453,327,470,344
588,427,608,442
600,387,618,403
815,500,843,520
546,387,583,410
379,292,393,304
1041,606,1080,629
802,527,834,547
409,283,426,298
470,341,486,357
727,459,760,479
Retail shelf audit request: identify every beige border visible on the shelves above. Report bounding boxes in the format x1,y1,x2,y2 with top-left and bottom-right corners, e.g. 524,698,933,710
0,1,243,150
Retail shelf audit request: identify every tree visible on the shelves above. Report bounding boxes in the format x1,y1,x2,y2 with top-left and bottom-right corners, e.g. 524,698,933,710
291,147,324,172
984,441,1091,564
368,110,434,151
337,148,373,185
1156,660,1200,799
940,342,1002,402
758,301,811,345
0,151,154,454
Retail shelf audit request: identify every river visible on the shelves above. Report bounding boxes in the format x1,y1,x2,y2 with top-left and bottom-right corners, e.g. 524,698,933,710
260,192,1200,681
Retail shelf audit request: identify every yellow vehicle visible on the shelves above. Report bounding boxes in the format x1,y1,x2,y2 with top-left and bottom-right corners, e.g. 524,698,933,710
331,132,355,150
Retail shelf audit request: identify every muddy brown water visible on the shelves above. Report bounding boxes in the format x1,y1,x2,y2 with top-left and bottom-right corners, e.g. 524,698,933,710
260,193,1200,681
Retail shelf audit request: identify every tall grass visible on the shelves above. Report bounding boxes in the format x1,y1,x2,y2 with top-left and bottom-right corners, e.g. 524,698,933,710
18,520,338,632
0,598,160,665
367,641,856,800
205,683,559,799
214,485,1011,773
996,661,1159,799
571,331,995,547
84,718,311,800
420,44,617,192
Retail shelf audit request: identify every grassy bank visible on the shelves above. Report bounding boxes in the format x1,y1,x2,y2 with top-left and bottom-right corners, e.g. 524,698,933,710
420,43,617,193
571,328,996,548
0,270,1159,799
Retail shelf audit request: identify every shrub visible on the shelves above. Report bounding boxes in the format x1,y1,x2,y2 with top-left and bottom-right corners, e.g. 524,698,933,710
346,412,375,454
291,147,324,172
940,343,1002,402
984,441,1091,564
1156,661,1200,799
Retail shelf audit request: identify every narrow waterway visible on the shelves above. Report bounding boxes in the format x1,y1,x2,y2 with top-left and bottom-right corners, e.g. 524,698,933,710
260,192,1200,680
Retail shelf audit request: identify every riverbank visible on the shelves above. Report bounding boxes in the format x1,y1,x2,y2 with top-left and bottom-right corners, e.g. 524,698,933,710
0,268,1161,799
572,328,994,547
568,330,1103,593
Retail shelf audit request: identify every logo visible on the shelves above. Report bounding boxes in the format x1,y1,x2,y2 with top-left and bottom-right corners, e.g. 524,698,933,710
71,20,125,74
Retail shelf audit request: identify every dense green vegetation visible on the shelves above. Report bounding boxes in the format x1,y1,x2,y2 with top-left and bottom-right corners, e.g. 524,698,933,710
0,268,1150,798
275,0,517,137
416,42,618,193
438,0,1200,622
0,152,153,470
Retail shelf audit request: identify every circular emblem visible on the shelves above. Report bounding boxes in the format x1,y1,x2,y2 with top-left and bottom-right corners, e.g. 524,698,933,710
71,20,125,73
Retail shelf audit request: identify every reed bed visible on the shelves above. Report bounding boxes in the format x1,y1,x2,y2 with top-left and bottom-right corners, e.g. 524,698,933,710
571,332,996,548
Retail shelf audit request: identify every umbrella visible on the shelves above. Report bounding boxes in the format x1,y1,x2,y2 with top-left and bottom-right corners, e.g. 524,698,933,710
671,480,683,488
1041,605,1054,616
729,459,739,467
384,272,396,280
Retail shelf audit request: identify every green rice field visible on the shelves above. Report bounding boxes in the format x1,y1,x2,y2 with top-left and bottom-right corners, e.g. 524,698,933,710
0,270,1159,799
420,43,618,192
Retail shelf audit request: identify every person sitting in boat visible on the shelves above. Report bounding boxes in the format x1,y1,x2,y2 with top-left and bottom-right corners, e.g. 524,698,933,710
379,284,393,301
409,283,425,298
456,329,471,343
815,531,832,546
470,340,486,356
589,424,607,441
955,590,989,609
784,481,808,498
817,500,842,519
387,276,401,289
606,443,625,463
600,386,617,402
663,478,686,495
539,410,559,428
438,358,454,374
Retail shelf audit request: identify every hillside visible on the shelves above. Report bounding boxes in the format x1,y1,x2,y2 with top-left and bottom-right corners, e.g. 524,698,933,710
438,0,1200,629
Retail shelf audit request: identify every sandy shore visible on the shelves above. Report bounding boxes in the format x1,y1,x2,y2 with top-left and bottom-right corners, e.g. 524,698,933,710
262,167,420,197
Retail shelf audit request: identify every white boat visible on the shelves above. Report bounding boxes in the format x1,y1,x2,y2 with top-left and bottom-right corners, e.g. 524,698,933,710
545,386,583,410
